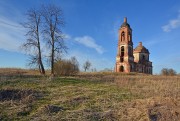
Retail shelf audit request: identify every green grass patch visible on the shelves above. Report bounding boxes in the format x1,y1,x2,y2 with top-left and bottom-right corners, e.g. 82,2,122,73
0,76,141,120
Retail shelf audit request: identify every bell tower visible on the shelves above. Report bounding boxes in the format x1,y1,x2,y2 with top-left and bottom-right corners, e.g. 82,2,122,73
115,17,134,72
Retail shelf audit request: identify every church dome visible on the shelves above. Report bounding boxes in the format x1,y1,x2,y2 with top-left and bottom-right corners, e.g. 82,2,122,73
134,42,149,53
121,22,131,28
120,17,131,28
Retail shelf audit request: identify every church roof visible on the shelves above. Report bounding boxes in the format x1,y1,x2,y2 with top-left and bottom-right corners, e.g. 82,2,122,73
134,42,149,54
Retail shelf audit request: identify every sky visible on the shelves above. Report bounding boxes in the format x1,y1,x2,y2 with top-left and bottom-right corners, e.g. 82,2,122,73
0,0,180,74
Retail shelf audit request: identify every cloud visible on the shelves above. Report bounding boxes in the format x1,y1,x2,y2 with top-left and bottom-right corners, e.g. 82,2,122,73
74,36,104,54
64,34,72,40
60,33,72,40
0,17,25,52
162,11,180,32
0,2,26,52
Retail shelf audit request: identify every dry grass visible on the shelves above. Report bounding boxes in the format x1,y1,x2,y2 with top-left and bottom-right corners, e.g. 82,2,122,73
115,75,180,98
0,70,180,120
114,75,180,121
74,73,180,120
0,68,41,76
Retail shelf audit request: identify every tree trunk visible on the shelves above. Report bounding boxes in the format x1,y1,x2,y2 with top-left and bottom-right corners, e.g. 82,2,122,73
51,48,54,76
38,49,45,75
37,25,45,75
38,43,45,75
51,35,55,76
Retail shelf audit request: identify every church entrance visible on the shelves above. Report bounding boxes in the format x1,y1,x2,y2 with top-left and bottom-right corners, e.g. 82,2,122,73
120,66,124,72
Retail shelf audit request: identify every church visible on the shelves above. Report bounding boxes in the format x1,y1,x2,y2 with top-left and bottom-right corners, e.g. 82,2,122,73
115,17,153,74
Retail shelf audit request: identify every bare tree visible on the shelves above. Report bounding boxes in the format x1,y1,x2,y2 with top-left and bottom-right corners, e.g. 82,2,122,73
70,56,79,74
22,8,45,75
41,4,67,76
83,60,91,72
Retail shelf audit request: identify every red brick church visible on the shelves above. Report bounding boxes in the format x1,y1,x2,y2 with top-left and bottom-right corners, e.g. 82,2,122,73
115,17,152,74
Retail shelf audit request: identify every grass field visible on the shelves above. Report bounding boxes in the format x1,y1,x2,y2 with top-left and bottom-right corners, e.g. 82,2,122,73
0,69,180,120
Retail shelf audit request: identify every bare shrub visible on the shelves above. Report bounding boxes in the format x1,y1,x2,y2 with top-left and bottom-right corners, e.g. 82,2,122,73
161,68,177,76
54,57,79,76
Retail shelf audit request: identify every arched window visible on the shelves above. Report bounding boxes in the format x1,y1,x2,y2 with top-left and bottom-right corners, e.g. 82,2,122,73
146,68,148,73
148,68,150,74
121,31,125,41
128,32,131,41
120,46,124,62
142,55,145,60
120,66,124,72
121,46,124,57
130,65,133,72
128,46,132,56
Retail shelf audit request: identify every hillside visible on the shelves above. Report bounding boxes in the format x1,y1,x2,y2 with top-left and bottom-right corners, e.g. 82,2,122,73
0,72,180,120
